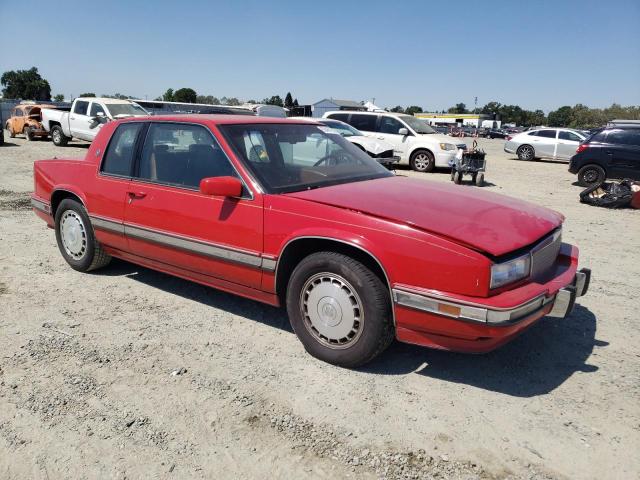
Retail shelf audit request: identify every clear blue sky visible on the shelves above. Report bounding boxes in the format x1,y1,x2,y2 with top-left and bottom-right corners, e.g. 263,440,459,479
1,0,638,112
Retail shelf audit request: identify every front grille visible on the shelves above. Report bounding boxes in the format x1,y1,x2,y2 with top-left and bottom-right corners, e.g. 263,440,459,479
530,229,562,279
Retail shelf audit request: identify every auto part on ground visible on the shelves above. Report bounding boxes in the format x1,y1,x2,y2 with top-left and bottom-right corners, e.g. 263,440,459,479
579,179,640,209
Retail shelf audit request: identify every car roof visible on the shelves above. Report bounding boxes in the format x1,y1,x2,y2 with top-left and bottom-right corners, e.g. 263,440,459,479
118,114,318,125
325,110,408,118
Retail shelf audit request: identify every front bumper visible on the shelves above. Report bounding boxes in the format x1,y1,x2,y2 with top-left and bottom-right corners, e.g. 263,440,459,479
393,244,590,353
434,149,457,167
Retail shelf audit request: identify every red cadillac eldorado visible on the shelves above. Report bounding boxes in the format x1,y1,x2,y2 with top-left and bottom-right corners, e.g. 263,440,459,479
31,115,590,367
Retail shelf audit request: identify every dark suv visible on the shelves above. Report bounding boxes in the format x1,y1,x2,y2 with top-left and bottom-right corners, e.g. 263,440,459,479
569,124,640,186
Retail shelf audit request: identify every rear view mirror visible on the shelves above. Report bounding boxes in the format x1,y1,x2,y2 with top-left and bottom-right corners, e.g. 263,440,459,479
200,176,243,197
398,128,409,136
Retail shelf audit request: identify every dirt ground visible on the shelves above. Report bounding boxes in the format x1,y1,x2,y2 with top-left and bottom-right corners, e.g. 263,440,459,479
0,133,638,480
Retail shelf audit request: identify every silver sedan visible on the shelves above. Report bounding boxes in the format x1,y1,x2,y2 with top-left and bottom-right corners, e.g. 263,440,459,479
504,128,587,161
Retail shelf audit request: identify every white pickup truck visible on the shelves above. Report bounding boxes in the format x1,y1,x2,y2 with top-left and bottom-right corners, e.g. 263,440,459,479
42,97,148,146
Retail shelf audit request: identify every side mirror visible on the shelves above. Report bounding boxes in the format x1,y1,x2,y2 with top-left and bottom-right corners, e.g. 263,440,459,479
398,128,409,136
200,176,243,198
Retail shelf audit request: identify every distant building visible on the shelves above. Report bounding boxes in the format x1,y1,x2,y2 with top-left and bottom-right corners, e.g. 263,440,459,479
415,113,500,129
312,98,366,118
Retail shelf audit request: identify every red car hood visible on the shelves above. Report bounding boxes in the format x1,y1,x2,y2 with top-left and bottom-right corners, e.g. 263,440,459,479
285,176,563,256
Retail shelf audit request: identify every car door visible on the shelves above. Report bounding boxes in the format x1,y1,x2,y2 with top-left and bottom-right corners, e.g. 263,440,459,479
88,101,109,140
13,107,25,133
123,121,264,289
69,100,92,140
87,122,144,252
556,130,585,160
605,129,640,179
531,129,558,158
347,114,378,138
375,116,410,159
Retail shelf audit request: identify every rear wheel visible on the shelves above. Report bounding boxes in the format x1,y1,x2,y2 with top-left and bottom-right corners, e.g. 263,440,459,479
453,170,462,184
410,149,435,172
517,144,535,161
24,126,34,141
51,125,69,146
286,252,393,368
475,172,485,186
577,164,605,187
55,199,111,272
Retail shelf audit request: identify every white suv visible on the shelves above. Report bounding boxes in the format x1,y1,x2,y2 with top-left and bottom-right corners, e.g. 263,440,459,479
323,111,466,172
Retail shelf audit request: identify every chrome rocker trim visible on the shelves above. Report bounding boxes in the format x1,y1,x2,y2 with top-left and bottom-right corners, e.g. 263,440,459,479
89,215,276,271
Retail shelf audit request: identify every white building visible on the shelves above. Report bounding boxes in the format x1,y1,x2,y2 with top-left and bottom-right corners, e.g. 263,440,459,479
312,98,366,118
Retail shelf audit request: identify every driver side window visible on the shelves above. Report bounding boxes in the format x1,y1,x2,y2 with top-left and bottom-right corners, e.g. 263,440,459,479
378,117,404,134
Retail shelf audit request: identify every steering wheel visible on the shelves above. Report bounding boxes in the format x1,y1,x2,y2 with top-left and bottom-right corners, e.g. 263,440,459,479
313,151,353,167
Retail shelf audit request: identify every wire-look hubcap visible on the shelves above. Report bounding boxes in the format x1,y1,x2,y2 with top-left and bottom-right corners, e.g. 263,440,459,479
300,273,364,349
60,210,87,260
520,146,534,159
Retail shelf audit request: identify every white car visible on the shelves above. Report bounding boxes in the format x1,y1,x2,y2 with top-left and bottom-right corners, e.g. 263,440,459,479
41,97,148,146
504,128,587,162
289,117,398,164
322,111,466,172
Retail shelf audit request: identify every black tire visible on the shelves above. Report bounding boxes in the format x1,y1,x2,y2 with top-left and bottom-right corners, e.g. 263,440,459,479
7,123,15,138
475,172,485,186
577,164,606,187
51,125,69,146
55,199,111,272
286,252,394,368
450,169,455,180
517,144,535,161
453,170,462,184
409,149,435,172
24,126,34,141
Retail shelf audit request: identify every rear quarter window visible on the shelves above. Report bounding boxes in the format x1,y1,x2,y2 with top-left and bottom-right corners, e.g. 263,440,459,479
101,123,143,177
606,129,640,147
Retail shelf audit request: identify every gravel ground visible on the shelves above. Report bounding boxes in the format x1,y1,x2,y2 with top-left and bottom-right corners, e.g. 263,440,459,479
0,134,638,480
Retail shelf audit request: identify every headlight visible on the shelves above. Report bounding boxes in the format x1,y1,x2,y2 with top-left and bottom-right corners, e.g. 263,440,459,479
490,253,531,289
439,143,456,151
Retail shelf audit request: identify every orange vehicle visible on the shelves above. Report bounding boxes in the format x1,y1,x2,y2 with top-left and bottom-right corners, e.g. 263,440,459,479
4,103,69,141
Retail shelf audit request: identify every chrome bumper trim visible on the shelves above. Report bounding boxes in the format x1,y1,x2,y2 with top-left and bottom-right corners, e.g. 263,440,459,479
31,197,51,214
547,286,577,318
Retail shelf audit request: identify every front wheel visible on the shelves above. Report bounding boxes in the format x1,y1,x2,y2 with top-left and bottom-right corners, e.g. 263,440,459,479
517,144,535,161
55,199,111,272
577,164,605,187
51,125,69,146
453,170,462,184
410,150,435,172
286,252,394,368
24,126,34,141
475,172,485,186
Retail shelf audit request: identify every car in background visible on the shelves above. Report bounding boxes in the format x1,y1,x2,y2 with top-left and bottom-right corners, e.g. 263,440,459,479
290,117,398,165
569,125,640,186
30,114,589,367
323,111,466,172
41,97,148,146
504,128,587,161
485,128,508,139
4,103,69,141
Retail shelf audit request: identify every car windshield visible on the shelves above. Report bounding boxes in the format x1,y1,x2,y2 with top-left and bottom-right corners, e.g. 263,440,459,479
400,115,436,134
220,123,393,194
106,103,148,117
319,120,362,137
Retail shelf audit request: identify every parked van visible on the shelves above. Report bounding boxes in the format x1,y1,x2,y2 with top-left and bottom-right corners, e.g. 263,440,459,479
323,111,466,172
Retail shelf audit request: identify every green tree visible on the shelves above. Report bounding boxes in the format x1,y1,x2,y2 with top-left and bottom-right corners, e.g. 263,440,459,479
53,94,65,102
405,105,423,116
293,98,299,107
263,95,284,107
389,105,404,113
162,88,175,101
284,92,294,108
225,97,241,106
79,92,96,97
1,67,52,100
173,88,197,103
196,95,221,105
447,103,468,114
548,106,573,127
